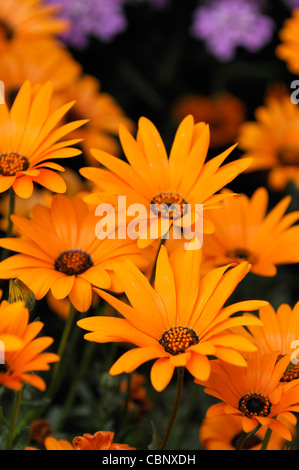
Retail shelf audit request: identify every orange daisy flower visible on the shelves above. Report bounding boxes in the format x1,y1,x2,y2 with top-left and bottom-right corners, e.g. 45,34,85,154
231,302,299,383
0,195,154,312
72,431,135,450
201,187,299,276
0,298,59,391
27,431,135,450
0,79,88,199
120,373,153,420
198,351,299,441
80,115,253,248
0,39,81,105
78,245,267,392
238,96,299,190
0,0,68,52
199,414,295,450
26,436,74,451
276,9,299,74
172,92,246,148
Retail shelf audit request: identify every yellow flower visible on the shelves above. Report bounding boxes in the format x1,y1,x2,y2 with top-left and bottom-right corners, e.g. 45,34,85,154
78,245,267,391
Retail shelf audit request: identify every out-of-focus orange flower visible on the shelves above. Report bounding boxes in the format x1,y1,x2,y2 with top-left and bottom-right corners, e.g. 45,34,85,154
27,431,135,450
172,93,246,148
199,414,295,450
0,80,88,199
0,195,154,312
78,245,267,391
0,39,81,105
0,297,59,391
56,74,135,165
0,0,68,53
202,187,299,276
27,436,74,450
73,431,135,450
120,373,153,420
29,419,52,448
238,96,299,190
276,9,299,74
197,351,299,442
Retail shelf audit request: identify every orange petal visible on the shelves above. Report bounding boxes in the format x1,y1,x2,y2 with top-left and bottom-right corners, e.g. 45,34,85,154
12,176,34,199
32,169,66,193
150,357,175,391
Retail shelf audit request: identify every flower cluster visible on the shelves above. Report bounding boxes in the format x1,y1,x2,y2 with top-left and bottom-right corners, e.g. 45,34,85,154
0,0,298,453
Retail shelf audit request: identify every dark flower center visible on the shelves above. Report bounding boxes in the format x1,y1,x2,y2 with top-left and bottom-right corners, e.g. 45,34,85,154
0,153,29,176
0,20,14,41
277,147,299,166
238,392,271,419
159,326,199,355
54,250,93,276
225,248,257,265
280,361,299,383
150,192,187,220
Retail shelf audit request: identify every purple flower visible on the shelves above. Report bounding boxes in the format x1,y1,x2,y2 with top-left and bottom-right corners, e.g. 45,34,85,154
190,0,275,61
44,0,130,48
283,0,299,9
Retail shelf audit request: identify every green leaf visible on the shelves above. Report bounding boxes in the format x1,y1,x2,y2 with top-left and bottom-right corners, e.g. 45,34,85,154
12,426,30,450
147,420,160,450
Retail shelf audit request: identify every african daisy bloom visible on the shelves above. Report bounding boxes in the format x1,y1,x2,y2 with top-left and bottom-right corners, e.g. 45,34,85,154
78,245,267,392
198,351,299,441
0,39,82,105
0,80,88,199
0,298,59,391
0,195,153,313
27,431,135,450
72,431,135,450
0,0,69,52
80,115,253,248
199,414,295,450
238,96,299,190
276,9,299,74
26,436,74,450
202,187,299,276
172,92,246,148
231,302,299,383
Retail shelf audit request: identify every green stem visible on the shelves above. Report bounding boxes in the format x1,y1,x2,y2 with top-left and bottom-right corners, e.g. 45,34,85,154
47,303,77,400
159,367,185,450
235,423,262,450
150,238,166,285
261,426,273,450
5,388,23,450
15,303,77,433
1,188,15,261
56,341,96,431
